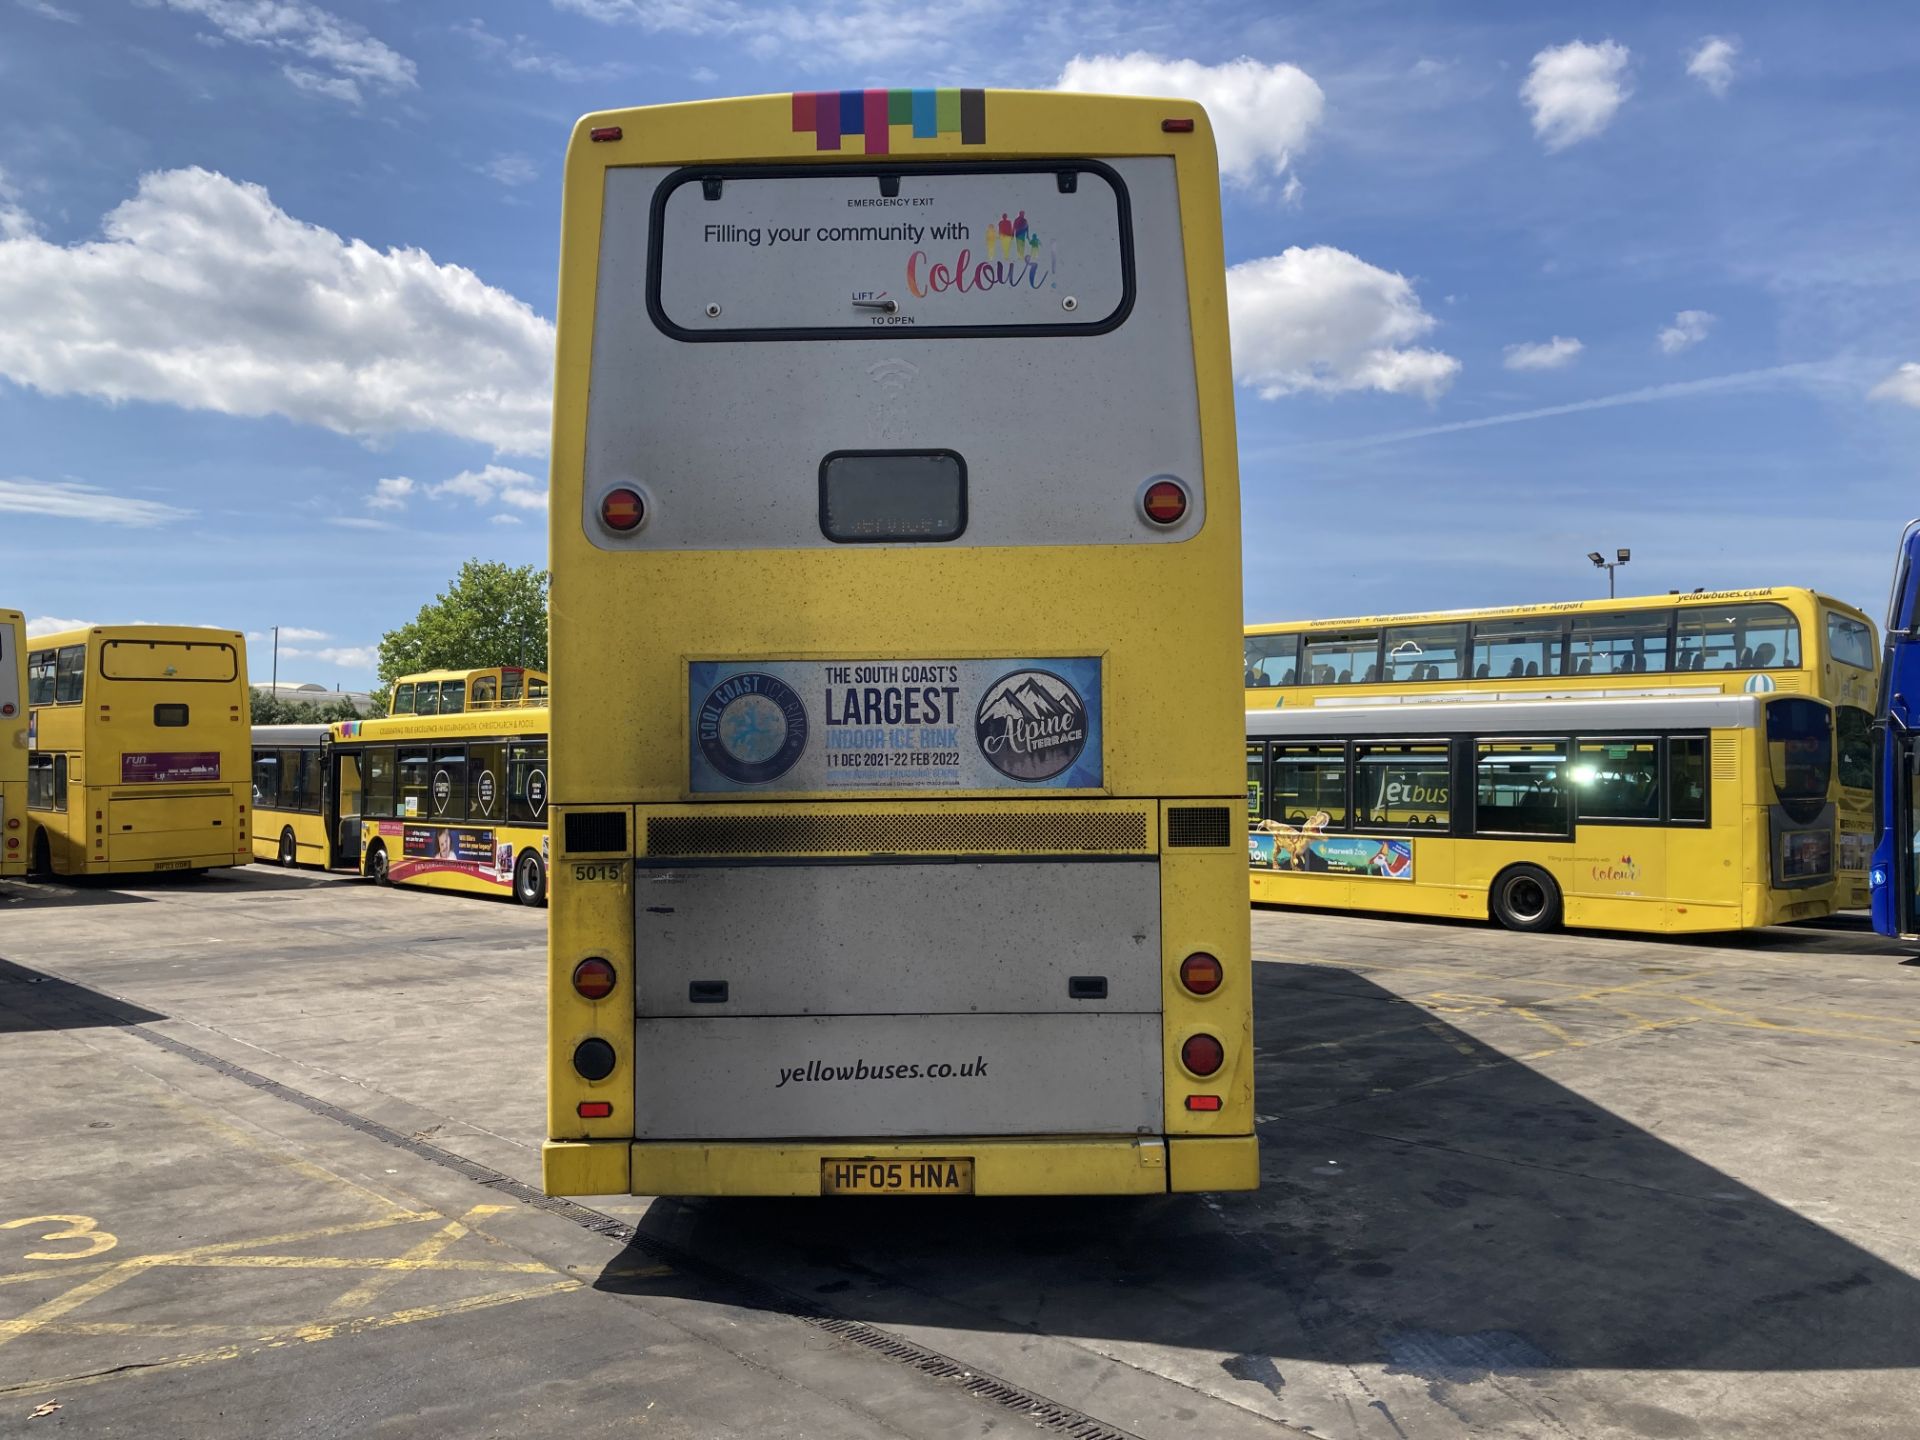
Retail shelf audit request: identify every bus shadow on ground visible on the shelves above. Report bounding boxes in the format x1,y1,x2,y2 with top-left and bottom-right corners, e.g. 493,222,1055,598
0,957,166,1034
601,961,1920,1378
0,878,156,910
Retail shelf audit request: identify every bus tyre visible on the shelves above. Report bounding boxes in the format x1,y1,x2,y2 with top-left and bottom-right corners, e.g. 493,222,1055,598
278,829,298,867
514,851,546,908
1491,865,1561,933
367,842,390,886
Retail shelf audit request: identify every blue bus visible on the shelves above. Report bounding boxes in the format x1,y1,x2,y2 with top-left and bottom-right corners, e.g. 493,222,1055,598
1870,520,1920,939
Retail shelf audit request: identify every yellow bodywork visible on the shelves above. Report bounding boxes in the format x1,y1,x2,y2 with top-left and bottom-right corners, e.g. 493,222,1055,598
23,625,252,877
1,610,24,877
545,91,1254,1196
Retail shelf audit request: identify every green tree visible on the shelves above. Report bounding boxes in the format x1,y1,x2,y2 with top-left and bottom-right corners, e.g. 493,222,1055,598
376,560,549,696
250,690,364,725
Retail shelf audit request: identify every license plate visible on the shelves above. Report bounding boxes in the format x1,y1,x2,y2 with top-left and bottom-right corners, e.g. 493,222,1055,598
152,860,191,871
820,1158,974,1195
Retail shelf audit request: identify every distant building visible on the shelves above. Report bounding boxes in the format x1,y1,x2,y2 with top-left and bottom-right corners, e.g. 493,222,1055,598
252,681,376,715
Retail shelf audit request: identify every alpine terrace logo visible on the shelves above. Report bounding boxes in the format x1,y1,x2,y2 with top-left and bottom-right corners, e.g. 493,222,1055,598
974,669,1089,782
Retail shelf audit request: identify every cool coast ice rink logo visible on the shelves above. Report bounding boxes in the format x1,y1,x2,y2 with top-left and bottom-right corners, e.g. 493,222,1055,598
698,672,809,784
974,669,1088,782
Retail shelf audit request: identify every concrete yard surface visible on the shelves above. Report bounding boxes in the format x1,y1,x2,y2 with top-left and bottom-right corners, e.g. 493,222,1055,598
1,866,1916,1438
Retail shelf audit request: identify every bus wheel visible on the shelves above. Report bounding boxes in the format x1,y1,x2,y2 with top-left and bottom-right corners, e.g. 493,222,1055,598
277,829,298,867
366,842,390,886
514,851,546,908
1491,865,1561,933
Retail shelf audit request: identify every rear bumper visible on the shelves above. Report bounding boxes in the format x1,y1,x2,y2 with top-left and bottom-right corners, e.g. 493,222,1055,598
543,1134,1258,1197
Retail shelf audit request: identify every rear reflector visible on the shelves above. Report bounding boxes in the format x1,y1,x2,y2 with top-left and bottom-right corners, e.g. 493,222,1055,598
573,957,617,1001
1141,478,1188,526
1181,1033,1225,1078
577,1101,613,1118
1185,1095,1222,1112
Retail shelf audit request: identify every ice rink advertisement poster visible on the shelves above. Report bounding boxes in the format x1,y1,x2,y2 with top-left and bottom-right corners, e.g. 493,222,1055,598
687,658,1103,794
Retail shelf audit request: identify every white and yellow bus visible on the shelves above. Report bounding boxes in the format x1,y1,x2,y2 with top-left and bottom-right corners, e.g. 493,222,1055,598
1248,694,1838,934
250,723,333,868
331,706,550,904
543,90,1254,1199
1,609,24,877
1245,588,1876,906
24,625,252,877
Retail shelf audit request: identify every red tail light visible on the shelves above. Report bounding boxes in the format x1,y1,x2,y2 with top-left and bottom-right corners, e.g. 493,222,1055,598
1161,117,1196,133
577,1101,613,1118
572,957,617,1000
600,487,645,533
589,126,623,143
1141,478,1188,526
1181,1033,1224,1077
1179,952,1222,995
1185,1094,1222,1112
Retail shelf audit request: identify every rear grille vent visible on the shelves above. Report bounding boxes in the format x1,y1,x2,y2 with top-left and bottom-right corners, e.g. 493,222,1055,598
1166,806,1232,848
646,810,1149,858
564,811,629,854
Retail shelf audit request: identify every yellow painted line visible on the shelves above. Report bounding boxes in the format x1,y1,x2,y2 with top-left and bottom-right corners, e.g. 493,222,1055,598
1674,994,1915,1046
325,1204,514,1318
0,1214,436,1291
0,1320,259,1339
150,1093,409,1216
0,1281,582,1400
1508,1007,1580,1047
0,1262,148,1353
156,1255,552,1275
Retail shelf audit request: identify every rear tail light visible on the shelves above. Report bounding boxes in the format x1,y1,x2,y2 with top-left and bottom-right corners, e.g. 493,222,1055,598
572,1038,617,1081
577,1101,613,1118
1162,117,1196,133
1141,478,1189,526
1181,1033,1224,1077
600,487,645,533
572,957,617,1000
1179,952,1222,995
590,125,623,143
1185,1095,1222,1112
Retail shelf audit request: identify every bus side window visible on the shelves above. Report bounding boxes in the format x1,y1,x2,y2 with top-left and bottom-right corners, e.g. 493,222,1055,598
364,746,397,818
441,681,466,715
27,649,55,706
414,685,439,717
469,741,505,819
398,747,432,818
54,645,85,704
393,683,415,715
502,672,524,704
433,745,468,820
298,748,324,813
253,750,281,809
508,740,548,824
1668,736,1708,823
472,676,498,709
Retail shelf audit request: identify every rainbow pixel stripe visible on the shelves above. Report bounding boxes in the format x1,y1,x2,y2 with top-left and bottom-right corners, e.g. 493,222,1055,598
791,88,986,155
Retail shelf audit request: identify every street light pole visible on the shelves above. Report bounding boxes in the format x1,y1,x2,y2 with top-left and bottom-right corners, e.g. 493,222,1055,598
1586,548,1631,599
271,625,279,698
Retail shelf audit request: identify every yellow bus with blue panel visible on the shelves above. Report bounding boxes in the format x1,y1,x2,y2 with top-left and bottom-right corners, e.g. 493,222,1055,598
543,89,1255,1198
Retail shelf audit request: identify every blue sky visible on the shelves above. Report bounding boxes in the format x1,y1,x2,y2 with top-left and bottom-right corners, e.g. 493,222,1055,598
2,0,1917,689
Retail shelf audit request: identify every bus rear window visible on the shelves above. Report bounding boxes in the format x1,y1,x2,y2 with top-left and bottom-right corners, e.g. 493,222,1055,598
820,451,965,543
102,640,237,682
649,161,1132,338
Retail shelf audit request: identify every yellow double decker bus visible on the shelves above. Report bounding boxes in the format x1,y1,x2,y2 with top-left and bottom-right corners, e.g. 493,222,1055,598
1245,587,1876,906
24,625,252,877
543,90,1254,1199
331,705,550,904
1248,694,1838,933
2,609,23,877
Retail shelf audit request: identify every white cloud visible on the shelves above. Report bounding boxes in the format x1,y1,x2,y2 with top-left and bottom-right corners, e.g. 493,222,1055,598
430,464,548,511
1226,246,1460,402
0,168,554,455
26,616,91,636
367,476,415,510
1870,363,1920,409
157,0,415,105
16,0,78,23
327,516,393,531
281,642,377,669
491,513,524,526
1522,39,1632,151
1054,53,1323,188
553,0,975,66
1686,36,1739,98
455,18,626,83
1658,309,1716,354
280,626,330,641
485,154,539,188
1503,336,1584,371
0,167,35,241
0,477,192,526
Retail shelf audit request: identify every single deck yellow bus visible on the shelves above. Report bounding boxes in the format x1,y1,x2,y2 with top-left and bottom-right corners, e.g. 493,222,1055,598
24,625,252,877
331,705,550,904
390,665,549,716
544,90,1254,1200
1,609,24,877
1245,587,1876,907
251,723,332,867
1248,694,1838,934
